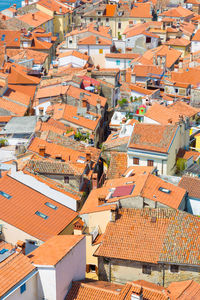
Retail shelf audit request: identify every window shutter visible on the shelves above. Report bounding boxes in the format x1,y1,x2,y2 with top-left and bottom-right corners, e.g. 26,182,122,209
86,264,90,273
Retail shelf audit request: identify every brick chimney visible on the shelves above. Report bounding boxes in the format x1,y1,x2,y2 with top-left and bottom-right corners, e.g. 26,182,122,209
98,195,106,205
38,145,46,157
32,13,35,20
86,152,91,162
16,240,26,255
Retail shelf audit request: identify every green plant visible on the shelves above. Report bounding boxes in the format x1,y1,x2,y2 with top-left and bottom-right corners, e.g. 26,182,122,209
118,98,127,107
118,32,122,40
0,138,7,147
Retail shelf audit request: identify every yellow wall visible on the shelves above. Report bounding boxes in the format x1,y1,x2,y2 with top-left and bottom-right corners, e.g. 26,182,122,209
195,135,200,152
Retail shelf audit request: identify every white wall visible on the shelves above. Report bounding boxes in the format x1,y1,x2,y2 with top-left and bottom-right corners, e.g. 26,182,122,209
37,267,56,300
143,116,160,124
105,57,132,70
191,41,200,53
36,237,86,300
58,55,87,68
127,149,168,175
4,273,38,300
56,237,86,299
0,219,41,247
34,101,51,115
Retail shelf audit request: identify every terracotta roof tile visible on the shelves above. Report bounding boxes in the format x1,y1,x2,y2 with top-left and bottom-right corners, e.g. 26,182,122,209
129,123,178,153
178,176,200,199
159,6,194,18
130,3,152,18
168,280,200,299
0,242,36,298
78,35,112,46
107,152,127,179
0,174,77,241
0,30,20,47
28,235,84,266
95,208,200,266
17,10,53,28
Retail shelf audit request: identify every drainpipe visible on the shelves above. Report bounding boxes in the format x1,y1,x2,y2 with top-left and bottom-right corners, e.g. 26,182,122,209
108,259,111,282
162,264,165,286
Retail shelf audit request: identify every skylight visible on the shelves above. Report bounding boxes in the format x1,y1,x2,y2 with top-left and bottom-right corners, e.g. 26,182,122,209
73,116,79,120
0,191,12,199
159,187,171,194
35,211,49,220
45,202,58,210
0,248,8,255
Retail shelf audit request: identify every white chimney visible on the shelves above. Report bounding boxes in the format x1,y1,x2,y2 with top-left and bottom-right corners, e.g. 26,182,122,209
131,294,143,300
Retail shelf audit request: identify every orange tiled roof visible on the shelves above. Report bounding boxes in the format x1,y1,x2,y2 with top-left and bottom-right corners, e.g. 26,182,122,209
129,123,178,153
7,48,48,65
168,280,200,300
141,174,186,209
105,4,117,17
95,208,200,266
0,97,28,116
37,0,70,14
78,35,112,46
0,241,36,298
130,3,152,18
58,50,89,60
144,103,180,125
178,176,200,199
107,152,127,179
0,173,77,241
0,30,20,47
28,136,87,162
159,6,194,18
6,63,40,85
48,103,101,131
36,118,67,135
165,38,191,47
17,11,53,28
28,235,84,266
167,100,200,117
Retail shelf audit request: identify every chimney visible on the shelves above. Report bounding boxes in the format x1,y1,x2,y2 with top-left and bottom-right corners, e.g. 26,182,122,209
38,145,46,157
73,218,84,235
110,208,117,222
82,99,87,108
59,6,62,13
2,15,6,21
16,240,26,255
13,3,17,8
168,118,172,124
122,117,126,124
98,195,106,205
32,13,35,20
131,293,143,300
92,172,98,189
11,161,18,176
86,152,91,162
39,107,44,116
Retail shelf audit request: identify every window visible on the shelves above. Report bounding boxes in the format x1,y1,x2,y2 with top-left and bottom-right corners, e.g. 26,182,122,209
98,18,101,22
170,265,179,273
99,49,103,54
86,264,98,273
142,265,151,275
133,157,139,165
118,22,121,29
159,187,171,194
106,18,109,22
64,176,69,184
69,40,72,44
20,283,26,294
116,60,120,66
0,191,12,199
147,160,154,166
45,202,58,210
146,37,151,43
175,88,178,93
90,18,93,22
35,211,48,220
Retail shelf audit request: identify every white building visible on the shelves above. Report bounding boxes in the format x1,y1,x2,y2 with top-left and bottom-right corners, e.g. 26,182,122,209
191,29,200,53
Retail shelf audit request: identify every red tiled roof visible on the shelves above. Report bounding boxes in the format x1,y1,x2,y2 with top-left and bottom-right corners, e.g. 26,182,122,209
28,235,84,266
0,174,77,241
129,123,178,153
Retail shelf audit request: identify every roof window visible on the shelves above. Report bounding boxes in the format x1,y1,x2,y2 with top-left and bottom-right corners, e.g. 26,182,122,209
45,202,58,210
73,116,79,120
0,191,12,199
159,187,171,194
35,211,48,220
1,34,5,41
0,248,8,255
